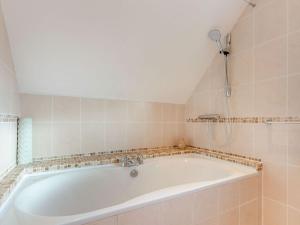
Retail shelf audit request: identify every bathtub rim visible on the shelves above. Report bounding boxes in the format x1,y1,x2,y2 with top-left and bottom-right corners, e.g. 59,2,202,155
7,154,259,225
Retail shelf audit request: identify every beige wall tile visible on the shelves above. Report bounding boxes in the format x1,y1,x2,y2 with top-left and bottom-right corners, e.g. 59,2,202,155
145,123,163,148
32,122,52,158
105,100,128,122
219,208,239,225
255,0,279,9
81,123,105,153
52,123,81,156
254,37,287,81
229,85,254,117
288,207,300,225
163,123,178,146
184,123,195,146
231,15,253,53
288,124,300,166
263,162,287,203
85,217,116,225
21,94,52,122
254,124,287,164
185,97,195,119
210,89,228,116
53,96,80,122
176,122,185,143
105,122,127,151
128,102,146,122
288,165,300,210
254,78,287,116
118,204,163,225
210,56,227,90
161,194,194,225
255,0,287,45
263,198,287,225
197,217,219,225
257,189,263,225
162,104,177,122
210,123,231,152
193,91,211,116
288,32,300,74
240,200,260,225
176,105,185,122
219,181,240,212
194,72,212,92
288,0,300,33
288,74,300,116
145,102,163,122
194,187,219,224
229,50,253,86
22,95,184,158
81,98,105,122
240,175,260,204
127,123,147,149
229,124,254,156
193,122,210,149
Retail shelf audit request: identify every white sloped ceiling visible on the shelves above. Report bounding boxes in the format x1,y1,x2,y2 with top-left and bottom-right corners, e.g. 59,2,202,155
1,0,246,103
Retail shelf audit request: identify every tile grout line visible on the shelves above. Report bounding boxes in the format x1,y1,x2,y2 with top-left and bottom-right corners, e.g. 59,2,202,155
50,96,54,157
286,0,289,224
252,4,265,225
251,2,256,163
104,100,107,152
125,101,129,150
79,97,82,154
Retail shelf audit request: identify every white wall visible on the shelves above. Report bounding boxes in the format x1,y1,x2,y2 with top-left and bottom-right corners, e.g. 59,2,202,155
0,2,19,177
1,0,247,104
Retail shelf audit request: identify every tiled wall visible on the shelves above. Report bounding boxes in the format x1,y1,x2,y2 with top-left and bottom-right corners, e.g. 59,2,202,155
185,0,300,224
85,175,261,225
0,3,19,178
20,94,184,159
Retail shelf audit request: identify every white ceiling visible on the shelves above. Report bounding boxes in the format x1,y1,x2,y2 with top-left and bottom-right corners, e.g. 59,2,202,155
1,0,246,104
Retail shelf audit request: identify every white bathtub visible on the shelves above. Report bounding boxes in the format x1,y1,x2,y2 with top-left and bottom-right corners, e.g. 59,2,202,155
1,154,258,225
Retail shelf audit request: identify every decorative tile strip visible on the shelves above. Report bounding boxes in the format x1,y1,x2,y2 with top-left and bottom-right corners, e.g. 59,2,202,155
186,116,300,124
0,146,262,208
32,146,175,162
0,114,18,123
188,146,263,171
0,166,25,206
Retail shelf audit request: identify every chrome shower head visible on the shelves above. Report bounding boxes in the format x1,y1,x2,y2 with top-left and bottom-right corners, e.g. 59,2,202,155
208,29,223,52
208,29,232,97
208,29,221,42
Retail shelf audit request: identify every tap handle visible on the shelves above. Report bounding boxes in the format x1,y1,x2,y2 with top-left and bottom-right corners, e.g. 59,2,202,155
137,155,143,164
120,155,128,166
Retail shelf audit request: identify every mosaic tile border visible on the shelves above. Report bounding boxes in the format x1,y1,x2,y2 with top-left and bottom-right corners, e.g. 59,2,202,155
0,114,18,122
186,116,300,124
32,146,175,162
0,146,263,208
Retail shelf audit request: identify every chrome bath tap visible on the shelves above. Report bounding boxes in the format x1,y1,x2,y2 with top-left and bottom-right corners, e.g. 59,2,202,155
120,155,143,167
